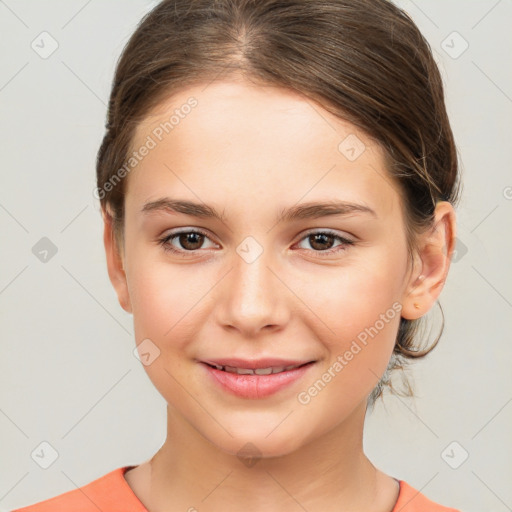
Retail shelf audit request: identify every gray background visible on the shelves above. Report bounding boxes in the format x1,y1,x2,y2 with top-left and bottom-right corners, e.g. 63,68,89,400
1,1,511,510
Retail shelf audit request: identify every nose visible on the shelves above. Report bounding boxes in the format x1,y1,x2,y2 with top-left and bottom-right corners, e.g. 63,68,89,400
215,246,290,337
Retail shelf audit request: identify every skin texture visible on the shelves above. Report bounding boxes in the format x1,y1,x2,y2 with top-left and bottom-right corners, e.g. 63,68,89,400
103,79,456,511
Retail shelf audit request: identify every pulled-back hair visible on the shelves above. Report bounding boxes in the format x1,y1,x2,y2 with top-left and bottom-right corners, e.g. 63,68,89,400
95,0,462,406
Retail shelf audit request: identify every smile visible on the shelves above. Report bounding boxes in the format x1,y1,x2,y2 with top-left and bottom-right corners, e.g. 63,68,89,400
200,359,316,399
205,363,307,375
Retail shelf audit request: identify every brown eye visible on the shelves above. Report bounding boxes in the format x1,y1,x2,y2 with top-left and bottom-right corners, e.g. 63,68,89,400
308,233,336,251
177,232,205,251
296,230,355,256
158,229,217,254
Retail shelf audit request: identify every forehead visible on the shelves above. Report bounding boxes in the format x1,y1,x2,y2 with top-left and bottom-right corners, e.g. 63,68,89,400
126,80,401,219
134,79,372,152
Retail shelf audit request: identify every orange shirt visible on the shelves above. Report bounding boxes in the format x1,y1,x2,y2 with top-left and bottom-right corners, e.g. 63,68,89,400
11,466,460,511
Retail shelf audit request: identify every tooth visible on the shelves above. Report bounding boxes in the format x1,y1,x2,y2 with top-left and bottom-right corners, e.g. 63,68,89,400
255,367,273,375
212,365,298,375
236,368,254,375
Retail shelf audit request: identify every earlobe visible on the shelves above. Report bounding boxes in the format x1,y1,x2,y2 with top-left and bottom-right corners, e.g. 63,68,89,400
401,201,456,320
102,209,132,314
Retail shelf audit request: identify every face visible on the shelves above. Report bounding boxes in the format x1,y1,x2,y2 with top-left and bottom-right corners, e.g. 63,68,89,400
107,79,426,458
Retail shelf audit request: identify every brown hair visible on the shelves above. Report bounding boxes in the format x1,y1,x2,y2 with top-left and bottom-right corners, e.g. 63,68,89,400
95,0,462,407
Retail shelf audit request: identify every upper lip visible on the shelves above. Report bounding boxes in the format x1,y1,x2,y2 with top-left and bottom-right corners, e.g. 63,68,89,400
200,358,315,369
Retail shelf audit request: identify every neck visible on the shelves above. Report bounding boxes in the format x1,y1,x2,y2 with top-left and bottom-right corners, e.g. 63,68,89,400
138,401,395,512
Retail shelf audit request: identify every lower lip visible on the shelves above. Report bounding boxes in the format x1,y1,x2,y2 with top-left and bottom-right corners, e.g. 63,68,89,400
201,362,315,399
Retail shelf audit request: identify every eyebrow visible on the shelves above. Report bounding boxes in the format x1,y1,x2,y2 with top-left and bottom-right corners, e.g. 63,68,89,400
141,198,377,223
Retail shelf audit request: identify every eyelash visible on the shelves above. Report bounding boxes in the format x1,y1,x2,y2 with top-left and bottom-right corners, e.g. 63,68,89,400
157,228,355,258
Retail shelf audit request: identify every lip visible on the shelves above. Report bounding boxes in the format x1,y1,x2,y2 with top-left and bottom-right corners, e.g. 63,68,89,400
199,359,316,399
201,357,312,369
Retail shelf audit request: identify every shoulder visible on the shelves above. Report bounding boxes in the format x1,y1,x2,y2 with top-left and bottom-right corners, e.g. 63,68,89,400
393,480,461,512
10,466,147,512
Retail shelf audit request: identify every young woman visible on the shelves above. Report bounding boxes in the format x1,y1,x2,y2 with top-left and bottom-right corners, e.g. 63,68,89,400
13,0,462,510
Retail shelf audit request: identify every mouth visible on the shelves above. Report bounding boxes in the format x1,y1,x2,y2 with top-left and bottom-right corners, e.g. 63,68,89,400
202,361,313,375
199,358,317,399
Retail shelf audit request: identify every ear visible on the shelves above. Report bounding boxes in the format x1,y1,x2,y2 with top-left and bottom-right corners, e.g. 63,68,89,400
102,208,132,314
401,201,456,320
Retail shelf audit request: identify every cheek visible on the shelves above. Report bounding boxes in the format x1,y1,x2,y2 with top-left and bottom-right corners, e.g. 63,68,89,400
126,259,189,343
126,262,203,402
296,289,401,422
305,256,404,338
303,254,404,389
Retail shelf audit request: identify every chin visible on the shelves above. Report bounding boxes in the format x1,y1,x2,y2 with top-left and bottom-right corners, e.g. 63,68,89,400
203,422,309,461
